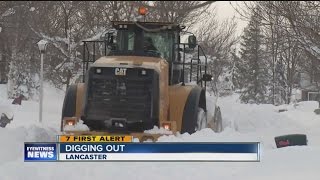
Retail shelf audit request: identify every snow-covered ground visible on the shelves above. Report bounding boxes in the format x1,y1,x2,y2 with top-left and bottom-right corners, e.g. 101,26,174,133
0,84,320,180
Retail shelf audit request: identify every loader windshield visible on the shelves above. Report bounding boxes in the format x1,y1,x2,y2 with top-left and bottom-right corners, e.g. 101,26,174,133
111,28,175,61
144,32,174,61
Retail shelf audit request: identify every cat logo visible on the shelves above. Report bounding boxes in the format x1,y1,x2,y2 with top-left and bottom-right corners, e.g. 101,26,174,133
115,68,127,76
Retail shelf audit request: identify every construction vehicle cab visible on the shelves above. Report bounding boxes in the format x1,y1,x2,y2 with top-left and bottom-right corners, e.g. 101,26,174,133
61,20,222,140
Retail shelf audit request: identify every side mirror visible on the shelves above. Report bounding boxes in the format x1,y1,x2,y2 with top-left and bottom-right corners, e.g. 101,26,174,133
188,35,197,49
105,32,114,49
202,74,213,82
107,33,114,43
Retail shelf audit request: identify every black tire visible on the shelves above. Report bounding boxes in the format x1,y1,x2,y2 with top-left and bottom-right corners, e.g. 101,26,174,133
60,85,77,131
181,87,205,134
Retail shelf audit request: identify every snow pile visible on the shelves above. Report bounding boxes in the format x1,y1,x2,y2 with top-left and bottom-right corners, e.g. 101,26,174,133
0,84,8,100
0,125,57,166
157,127,255,142
63,120,90,131
275,101,319,112
293,101,319,112
144,125,173,135
0,105,13,119
3,83,64,129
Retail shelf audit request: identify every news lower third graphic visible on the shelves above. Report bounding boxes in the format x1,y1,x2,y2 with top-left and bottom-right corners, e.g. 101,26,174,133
24,135,260,162
58,143,259,161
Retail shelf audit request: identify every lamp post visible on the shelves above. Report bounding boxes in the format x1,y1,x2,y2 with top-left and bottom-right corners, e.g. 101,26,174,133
37,40,48,123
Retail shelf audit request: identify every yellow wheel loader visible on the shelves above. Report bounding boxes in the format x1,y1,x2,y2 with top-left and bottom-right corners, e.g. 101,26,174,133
60,20,222,141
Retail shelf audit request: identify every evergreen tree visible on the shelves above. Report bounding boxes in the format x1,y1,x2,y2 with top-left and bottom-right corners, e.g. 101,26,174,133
231,49,243,90
237,10,270,104
8,52,39,100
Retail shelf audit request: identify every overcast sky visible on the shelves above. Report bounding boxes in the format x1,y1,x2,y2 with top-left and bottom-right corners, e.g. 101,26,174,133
214,1,248,36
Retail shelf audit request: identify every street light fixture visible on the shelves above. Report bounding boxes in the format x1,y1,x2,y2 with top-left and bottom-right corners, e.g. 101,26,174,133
37,39,48,123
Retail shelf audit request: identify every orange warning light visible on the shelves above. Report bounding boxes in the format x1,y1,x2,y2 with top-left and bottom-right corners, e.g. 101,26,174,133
138,6,147,16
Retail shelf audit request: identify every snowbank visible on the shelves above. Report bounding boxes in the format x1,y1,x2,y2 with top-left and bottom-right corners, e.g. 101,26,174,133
63,120,90,131
0,125,57,166
275,101,319,112
0,104,14,119
144,126,173,135
0,85,320,180
0,84,8,100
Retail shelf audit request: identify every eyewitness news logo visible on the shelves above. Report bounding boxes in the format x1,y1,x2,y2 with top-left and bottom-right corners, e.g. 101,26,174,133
24,143,57,161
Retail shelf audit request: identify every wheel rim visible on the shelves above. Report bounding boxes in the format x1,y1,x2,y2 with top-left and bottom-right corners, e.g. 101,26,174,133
195,108,207,131
214,109,222,132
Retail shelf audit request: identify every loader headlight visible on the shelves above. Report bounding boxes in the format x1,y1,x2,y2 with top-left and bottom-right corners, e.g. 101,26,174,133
64,118,77,126
95,68,102,74
162,123,171,130
67,120,75,126
139,69,147,76
118,24,128,29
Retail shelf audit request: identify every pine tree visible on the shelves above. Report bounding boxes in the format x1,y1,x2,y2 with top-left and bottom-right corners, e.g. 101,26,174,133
231,50,243,90
237,10,270,104
8,51,39,100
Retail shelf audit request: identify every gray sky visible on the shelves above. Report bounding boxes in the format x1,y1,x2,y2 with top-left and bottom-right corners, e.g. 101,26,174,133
214,1,248,36
180,1,248,43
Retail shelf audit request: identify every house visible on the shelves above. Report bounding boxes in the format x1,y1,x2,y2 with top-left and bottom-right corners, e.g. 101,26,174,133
298,72,320,101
